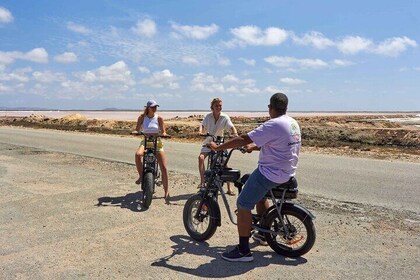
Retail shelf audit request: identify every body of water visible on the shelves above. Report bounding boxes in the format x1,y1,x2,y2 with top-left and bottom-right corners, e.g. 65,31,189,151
2,110,419,121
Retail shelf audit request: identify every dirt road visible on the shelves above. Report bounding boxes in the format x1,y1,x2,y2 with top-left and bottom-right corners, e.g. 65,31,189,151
0,143,419,279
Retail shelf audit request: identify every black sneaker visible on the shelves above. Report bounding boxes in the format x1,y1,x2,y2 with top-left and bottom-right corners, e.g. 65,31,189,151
252,231,268,246
221,245,253,262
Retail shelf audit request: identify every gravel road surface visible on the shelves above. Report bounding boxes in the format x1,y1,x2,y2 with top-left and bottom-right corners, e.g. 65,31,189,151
0,143,419,279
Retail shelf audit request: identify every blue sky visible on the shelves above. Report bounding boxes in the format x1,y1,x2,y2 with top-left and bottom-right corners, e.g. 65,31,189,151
0,0,419,111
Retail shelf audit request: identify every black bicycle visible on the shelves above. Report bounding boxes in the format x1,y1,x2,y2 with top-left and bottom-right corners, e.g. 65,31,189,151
183,137,316,257
132,131,170,208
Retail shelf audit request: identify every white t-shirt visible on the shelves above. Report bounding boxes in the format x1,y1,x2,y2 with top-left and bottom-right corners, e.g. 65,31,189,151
201,112,234,153
248,115,301,184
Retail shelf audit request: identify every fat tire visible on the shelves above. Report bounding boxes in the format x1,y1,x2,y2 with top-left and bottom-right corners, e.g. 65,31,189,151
262,205,316,257
183,194,218,241
142,172,154,209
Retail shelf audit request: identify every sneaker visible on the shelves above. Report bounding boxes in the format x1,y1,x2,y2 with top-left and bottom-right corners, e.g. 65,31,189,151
252,232,268,246
221,246,253,262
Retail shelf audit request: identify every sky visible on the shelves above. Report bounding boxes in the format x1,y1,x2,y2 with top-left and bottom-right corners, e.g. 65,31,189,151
0,0,419,111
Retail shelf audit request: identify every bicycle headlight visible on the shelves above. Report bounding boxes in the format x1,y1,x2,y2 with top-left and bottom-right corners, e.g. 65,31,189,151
144,153,155,163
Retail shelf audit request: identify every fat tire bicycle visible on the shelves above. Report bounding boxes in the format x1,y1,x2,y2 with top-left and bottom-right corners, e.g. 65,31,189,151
132,131,170,209
183,136,316,257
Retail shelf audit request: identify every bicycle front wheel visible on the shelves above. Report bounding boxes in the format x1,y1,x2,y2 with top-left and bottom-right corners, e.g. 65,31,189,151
183,194,218,241
142,172,154,209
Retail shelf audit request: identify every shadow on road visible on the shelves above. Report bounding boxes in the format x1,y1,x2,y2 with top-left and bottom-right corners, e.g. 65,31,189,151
164,193,193,206
151,235,307,278
96,191,148,212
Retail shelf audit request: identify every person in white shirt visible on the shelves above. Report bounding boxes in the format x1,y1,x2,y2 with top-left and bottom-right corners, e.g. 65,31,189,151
198,98,238,195
135,100,170,200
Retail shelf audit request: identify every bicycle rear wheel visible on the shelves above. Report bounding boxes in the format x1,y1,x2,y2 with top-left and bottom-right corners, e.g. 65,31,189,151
262,205,316,257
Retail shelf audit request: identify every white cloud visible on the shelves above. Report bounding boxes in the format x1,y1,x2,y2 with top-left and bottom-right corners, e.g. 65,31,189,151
280,77,307,85
0,52,15,64
289,31,416,57
292,31,334,49
79,61,135,85
221,74,256,87
24,48,49,63
0,6,13,24
264,86,283,93
332,59,354,67
190,72,224,93
141,69,180,89
265,56,328,69
182,56,200,65
67,22,91,34
33,71,66,83
138,66,150,73
336,36,373,54
239,58,256,66
54,52,78,64
218,56,230,66
131,19,157,37
0,67,32,82
191,72,259,94
171,22,218,40
0,48,48,64
230,25,288,46
0,82,12,93
373,36,417,57
222,74,239,83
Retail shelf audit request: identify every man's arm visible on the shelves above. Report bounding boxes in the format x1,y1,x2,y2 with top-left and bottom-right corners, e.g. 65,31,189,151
244,143,260,152
208,134,253,151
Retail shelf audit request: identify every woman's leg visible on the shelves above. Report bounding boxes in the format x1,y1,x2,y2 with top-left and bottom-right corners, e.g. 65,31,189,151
157,151,169,199
135,146,144,184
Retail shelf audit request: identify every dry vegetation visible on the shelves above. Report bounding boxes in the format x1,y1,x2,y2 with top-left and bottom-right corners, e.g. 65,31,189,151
1,113,419,162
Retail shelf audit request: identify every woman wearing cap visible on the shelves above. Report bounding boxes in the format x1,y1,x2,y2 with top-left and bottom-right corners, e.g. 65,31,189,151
135,100,170,200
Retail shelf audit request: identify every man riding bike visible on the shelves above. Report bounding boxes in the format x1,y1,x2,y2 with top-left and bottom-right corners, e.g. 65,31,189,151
208,92,301,262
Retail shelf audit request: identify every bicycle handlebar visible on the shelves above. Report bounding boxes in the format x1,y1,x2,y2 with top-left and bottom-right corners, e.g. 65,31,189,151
131,131,171,138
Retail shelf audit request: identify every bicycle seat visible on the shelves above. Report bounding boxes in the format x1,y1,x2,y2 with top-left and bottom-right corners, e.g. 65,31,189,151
267,177,298,199
220,168,241,182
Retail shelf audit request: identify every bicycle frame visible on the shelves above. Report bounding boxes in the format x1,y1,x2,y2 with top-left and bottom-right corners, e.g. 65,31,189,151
196,145,315,237
142,134,159,183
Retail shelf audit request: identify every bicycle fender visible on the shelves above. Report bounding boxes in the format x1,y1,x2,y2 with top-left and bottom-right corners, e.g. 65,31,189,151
206,197,221,227
264,202,316,221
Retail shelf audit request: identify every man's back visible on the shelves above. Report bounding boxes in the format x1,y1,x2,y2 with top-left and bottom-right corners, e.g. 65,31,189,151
248,115,301,184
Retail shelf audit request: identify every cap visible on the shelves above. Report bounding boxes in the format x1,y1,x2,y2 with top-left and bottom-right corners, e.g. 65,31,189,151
145,99,159,107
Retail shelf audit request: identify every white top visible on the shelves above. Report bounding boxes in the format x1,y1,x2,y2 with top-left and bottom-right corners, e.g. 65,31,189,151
143,114,160,134
201,112,234,153
248,115,301,184
201,112,234,136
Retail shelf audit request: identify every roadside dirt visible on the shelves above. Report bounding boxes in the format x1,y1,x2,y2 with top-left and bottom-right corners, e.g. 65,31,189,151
1,143,419,279
1,113,419,163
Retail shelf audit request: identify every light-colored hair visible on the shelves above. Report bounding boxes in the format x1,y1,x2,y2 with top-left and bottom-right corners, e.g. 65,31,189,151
141,105,157,116
210,97,222,110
